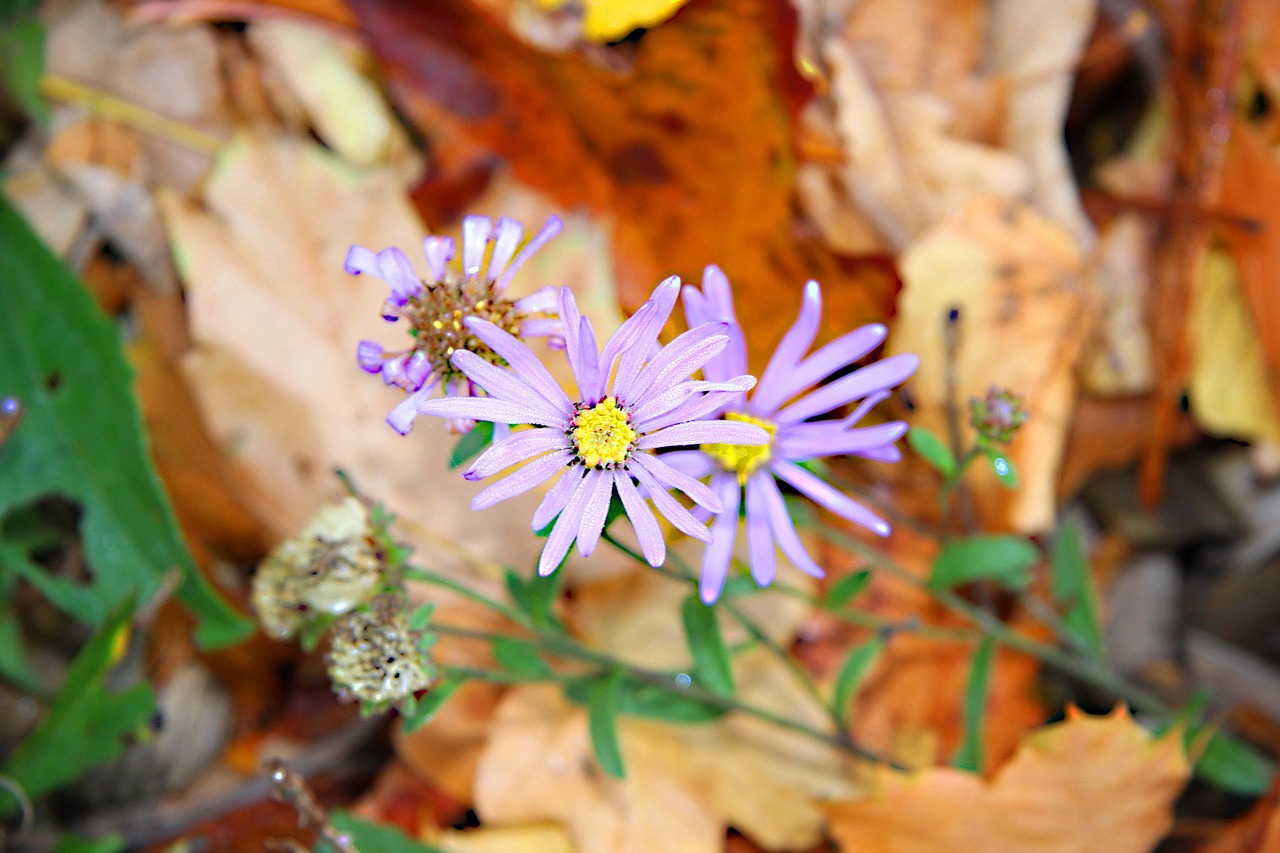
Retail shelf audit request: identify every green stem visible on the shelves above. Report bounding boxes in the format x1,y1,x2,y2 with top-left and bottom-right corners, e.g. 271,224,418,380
400,565,531,628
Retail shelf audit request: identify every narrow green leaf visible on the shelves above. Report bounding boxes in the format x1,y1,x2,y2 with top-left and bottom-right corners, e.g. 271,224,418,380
492,636,552,677
586,668,626,778
680,594,734,696
0,197,251,648
407,602,435,632
1191,727,1274,795
0,18,48,123
448,420,494,469
1049,523,1105,660
824,570,872,609
400,674,463,734
907,426,956,478
833,636,884,724
565,675,727,723
322,810,447,853
506,564,563,628
929,535,1038,592
51,834,126,853
982,446,1019,488
2,600,156,800
951,636,996,772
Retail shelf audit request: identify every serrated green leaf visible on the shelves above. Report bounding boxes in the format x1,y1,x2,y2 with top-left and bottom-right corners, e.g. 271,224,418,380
951,636,996,772
1,600,156,800
0,197,251,648
400,674,463,734
680,594,734,696
492,635,552,677
824,570,872,609
319,810,447,853
983,446,1019,488
448,420,494,469
833,636,883,724
1049,522,1105,660
907,426,956,478
929,535,1038,592
586,667,626,778
0,18,47,123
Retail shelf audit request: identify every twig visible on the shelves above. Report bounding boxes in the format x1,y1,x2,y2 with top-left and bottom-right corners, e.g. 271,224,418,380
39,74,224,155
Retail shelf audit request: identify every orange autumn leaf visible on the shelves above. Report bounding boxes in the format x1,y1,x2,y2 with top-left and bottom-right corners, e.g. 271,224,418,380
348,0,897,366
822,706,1190,853
1198,777,1280,853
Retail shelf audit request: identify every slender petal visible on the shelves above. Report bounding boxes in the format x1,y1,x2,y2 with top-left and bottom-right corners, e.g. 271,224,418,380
699,475,741,604
532,467,583,531
575,470,616,557
751,281,821,413
772,460,890,537
514,285,559,314
575,316,604,404
461,215,492,281
777,354,919,424
637,385,746,433
558,287,584,389
386,381,438,434
776,422,909,459
857,444,902,462
451,350,568,425
630,463,713,544
495,215,563,293
638,419,769,450
466,427,570,480
421,235,454,281
356,340,384,373
622,323,729,408
631,452,722,511
614,470,665,566
464,317,572,412
612,276,681,393
472,449,571,511
689,265,748,380
344,245,379,277
657,450,715,480
744,478,775,587
486,217,523,283
376,248,421,301
756,474,824,578
417,394,557,426
759,324,888,414
540,469,593,575
631,376,755,428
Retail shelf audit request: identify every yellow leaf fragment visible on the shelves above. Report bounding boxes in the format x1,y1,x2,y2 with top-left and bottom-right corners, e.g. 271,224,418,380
582,0,692,42
823,707,1190,853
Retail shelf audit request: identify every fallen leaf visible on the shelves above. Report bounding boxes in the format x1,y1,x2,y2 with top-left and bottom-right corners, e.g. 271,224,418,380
889,196,1090,532
438,824,575,853
823,706,1190,853
1197,776,1280,853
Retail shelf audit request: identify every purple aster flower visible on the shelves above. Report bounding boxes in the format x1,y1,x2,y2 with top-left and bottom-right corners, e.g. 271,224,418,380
346,214,564,434
416,278,770,576
674,265,919,603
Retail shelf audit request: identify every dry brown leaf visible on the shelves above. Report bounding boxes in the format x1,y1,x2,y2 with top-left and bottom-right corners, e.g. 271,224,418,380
437,824,576,853
1198,777,1280,853
823,706,1190,853
889,196,1089,532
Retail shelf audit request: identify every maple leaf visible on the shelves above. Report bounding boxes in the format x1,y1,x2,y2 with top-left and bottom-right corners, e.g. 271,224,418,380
822,706,1190,853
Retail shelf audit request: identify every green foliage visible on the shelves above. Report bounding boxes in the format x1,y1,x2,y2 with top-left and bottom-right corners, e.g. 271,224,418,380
0,16,46,123
929,535,1038,592
448,420,494,469
408,601,435,632
951,635,996,773
982,446,1019,488
586,667,626,778
0,197,250,648
824,570,872,609
833,636,884,725
1,601,155,801
1049,522,1105,660
400,673,463,734
0,606,40,693
505,566,562,629
907,426,956,478
51,835,126,853
319,810,446,853
680,594,734,696
1190,727,1275,796
492,635,552,677
565,673,727,723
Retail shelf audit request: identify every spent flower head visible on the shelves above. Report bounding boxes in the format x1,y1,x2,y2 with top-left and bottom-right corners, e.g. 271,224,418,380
326,594,433,712
251,497,383,640
970,385,1027,445
417,278,769,576
675,266,918,602
347,214,564,434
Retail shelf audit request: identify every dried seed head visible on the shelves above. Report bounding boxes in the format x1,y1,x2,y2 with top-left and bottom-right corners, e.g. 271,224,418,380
326,596,432,710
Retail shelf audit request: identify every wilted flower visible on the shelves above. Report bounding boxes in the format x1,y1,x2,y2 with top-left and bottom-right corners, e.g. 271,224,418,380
326,595,432,711
251,497,383,640
970,385,1027,445
417,279,769,575
346,214,564,434
674,266,918,603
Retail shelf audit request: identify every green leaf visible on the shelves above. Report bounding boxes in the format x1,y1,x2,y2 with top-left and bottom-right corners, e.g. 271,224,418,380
565,674,727,723
51,834,126,853
680,594,734,696
505,566,562,628
0,197,251,648
1191,727,1275,795
929,535,1038,592
492,636,552,677
0,18,47,123
321,810,446,853
586,667,626,778
0,606,41,693
951,636,996,773
448,420,494,469
833,636,883,724
824,570,872,609
407,602,435,632
982,446,1019,488
1049,522,1105,660
1,600,156,800
400,674,463,734
907,426,956,478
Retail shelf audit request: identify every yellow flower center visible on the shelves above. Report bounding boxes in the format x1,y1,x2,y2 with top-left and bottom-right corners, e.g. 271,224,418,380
702,413,776,482
571,397,637,469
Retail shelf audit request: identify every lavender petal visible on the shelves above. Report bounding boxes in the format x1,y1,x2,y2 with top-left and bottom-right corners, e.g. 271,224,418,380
575,469,616,557
751,280,821,414
462,215,492,281
495,215,563,294
472,449,572,511
630,462,713,544
776,422,908,460
638,419,769,451
356,339,385,373
756,474,825,578
539,468,593,576
614,469,665,566
744,477,776,587
698,475,741,604
631,452,722,512
344,245,379,277
772,460,890,537
486,217,524,283
655,449,715,480
633,377,754,432
417,394,557,426
575,316,604,404
532,467,583,531
776,354,919,424
514,285,559,315
466,426,571,480
386,382,438,435
376,247,422,300
753,323,888,415
451,351,569,425
463,317,573,413
422,235,454,281
621,323,728,408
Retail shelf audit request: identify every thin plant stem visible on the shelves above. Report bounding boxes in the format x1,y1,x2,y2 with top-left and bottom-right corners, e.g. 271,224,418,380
400,565,530,628
40,74,224,155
